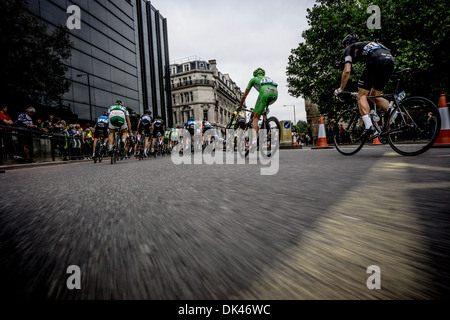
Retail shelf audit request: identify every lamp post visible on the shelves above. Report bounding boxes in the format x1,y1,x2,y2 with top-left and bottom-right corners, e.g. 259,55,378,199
76,73,92,122
284,104,296,125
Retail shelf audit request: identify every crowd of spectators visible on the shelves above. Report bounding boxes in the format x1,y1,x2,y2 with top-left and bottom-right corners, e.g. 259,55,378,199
1,105,95,162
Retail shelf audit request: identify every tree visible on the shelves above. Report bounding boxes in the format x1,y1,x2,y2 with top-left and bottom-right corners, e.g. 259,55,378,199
286,0,449,120
293,120,308,135
0,0,72,115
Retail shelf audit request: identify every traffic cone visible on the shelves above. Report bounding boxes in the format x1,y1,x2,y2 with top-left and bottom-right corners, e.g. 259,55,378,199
312,116,333,149
373,123,382,145
434,94,450,146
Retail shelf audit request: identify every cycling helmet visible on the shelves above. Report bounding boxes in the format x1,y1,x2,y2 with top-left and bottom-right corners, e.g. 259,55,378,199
342,34,359,47
253,68,265,77
115,100,123,106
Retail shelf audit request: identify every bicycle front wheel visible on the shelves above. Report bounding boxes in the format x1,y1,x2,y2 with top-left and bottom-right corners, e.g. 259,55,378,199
388,97,441,156
333,109,365,156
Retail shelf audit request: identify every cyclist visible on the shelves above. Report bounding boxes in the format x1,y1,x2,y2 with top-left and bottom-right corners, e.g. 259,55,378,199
163,126,172,153
170,126,180,147
202,120,214,146
239,67,278,150
92,112,109,159
183,117,196,152
136,109,152,157
151,115,165,154
107,100,132,155
334,34,396,140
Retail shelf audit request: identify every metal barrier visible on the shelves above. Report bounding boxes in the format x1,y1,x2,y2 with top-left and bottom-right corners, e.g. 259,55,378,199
0,125,92,165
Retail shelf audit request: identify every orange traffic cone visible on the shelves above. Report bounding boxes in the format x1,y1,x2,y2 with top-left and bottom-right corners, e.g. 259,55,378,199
373,123,382,145
434,94,450,146
312,116,333,149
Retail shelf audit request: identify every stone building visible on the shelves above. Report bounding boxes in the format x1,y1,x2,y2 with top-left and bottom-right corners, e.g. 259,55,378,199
170,57,243,132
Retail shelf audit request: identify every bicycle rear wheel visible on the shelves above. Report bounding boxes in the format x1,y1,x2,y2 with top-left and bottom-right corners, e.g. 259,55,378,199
333,109,365,156
264,116,280,157
388,97,441,156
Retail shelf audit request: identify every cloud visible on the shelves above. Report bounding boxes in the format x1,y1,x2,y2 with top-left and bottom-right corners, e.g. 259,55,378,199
151,0,316,123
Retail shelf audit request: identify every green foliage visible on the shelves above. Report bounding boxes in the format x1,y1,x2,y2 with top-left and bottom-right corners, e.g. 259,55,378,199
286,0,449,120
0,0,73,111
293,120,308,135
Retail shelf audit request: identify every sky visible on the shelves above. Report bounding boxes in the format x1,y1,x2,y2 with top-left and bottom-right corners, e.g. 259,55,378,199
149,0,318,124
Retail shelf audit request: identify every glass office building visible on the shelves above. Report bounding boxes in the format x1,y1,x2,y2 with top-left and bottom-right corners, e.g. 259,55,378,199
27,0,172,126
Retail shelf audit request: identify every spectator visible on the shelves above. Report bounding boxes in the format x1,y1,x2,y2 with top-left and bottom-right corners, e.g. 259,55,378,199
68,124,76,137
74,124,82,137
0,104,15,160
17,107,37,129
59,120,69,161
83,127,93,158
43,115,59,133
35,118,45,130
16,107,37,159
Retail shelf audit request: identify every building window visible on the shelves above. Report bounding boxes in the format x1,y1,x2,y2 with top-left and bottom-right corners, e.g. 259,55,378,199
173,112,177,125
190,92,194,102
180,94,184,103
170,67,177,75
183,63,190,72
184,92,189,102
203,109,208,121
172,95,176,104
202,75,207,84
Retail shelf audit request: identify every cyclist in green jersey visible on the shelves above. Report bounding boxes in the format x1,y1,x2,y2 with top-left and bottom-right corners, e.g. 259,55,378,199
164,128,172,152
107,100,132,154
239,68,278,149
170,126,180,147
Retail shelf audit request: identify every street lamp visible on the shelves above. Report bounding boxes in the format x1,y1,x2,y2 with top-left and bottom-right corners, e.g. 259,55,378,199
284,105,296,125
76,73,92,122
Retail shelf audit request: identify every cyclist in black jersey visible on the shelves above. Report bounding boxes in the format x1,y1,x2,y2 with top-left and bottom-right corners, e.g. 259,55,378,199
335,34,396,140
137,110,152,157
151,115,165,154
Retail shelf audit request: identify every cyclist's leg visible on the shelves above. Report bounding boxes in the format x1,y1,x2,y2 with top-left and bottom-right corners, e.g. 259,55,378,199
370,59,395,113
108,127,115,152
370,89,390,111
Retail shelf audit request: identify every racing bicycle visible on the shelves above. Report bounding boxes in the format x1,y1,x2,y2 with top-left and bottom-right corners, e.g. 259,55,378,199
110,129,126,164
226,106,280,157
93,132,107,163
333,68,441,156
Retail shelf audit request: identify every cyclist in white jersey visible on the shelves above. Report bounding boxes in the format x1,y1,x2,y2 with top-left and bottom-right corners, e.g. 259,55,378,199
107,100,132,154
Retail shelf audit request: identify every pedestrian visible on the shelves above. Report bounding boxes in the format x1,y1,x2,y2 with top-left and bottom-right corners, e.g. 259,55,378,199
16,107,37,159
0,104,15,160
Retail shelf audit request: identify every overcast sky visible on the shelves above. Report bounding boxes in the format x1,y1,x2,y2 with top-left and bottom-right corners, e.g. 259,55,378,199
149,0,317,123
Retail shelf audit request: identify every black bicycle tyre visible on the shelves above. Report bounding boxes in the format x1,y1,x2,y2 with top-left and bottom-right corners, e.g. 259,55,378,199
333,109,365,156
388,96,441,156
